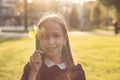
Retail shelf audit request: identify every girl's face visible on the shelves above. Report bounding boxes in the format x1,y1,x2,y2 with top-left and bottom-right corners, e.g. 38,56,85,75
39,21,66,59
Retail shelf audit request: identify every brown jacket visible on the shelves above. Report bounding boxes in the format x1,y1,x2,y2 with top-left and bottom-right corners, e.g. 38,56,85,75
21,62,86,80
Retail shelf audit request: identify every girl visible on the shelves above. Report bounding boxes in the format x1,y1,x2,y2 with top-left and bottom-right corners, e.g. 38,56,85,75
21,13,86,80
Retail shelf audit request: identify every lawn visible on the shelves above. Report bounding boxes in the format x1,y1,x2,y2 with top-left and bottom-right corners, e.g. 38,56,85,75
0,34,120,80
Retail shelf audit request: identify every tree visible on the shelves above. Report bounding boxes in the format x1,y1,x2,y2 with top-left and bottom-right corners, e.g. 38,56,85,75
90,1,108,26
98,0,120,34
98,0,120,20
69,4,80,28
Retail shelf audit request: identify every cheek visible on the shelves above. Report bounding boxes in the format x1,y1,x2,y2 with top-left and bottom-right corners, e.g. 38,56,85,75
39,41,47,50
59,37,66,45
57,39,65,47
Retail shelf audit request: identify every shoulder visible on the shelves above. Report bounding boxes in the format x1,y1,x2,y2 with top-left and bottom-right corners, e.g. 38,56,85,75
70,64,84,73
76,64,84,73
21,62,31,80
71,64,86,80
23,62,31,71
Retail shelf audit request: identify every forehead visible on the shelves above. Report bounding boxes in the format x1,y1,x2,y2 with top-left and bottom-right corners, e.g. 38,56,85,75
41,21,64,34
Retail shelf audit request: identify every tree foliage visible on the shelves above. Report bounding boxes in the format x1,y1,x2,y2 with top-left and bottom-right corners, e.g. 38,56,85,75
98,0,120,9
16,0,59,16
90,2,108,25
98,0,120,19
69,4,80,28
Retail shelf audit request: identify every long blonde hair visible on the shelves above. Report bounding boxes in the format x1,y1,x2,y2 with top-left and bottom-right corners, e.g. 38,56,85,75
36,12,76,80
37,13,74,64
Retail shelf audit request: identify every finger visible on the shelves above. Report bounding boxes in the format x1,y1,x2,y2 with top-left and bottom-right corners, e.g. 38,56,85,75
35,50,44,54
30,56,41,62
32,60,41,64
33,50,44,55
29,60,41,72
30,57,42,67
33,53,42,57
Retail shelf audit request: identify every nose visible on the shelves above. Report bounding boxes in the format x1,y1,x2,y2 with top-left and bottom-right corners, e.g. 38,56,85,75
48,37,54,45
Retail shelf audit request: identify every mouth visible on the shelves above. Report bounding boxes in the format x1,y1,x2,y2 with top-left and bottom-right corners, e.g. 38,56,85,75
47,46,57,50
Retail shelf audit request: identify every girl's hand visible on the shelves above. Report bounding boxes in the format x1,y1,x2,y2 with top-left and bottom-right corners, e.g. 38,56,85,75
30,50,44,72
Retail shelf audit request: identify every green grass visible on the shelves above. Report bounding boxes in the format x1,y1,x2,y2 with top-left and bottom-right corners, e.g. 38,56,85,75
0,37,34,80
0,34,120,80
83,25,114,32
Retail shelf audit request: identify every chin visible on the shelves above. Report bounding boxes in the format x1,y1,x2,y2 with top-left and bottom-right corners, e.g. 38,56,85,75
47,53,60,58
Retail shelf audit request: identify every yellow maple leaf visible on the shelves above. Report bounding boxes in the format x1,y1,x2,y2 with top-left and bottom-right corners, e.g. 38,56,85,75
29,25,38,38
29,25,45,39
37,26,46,39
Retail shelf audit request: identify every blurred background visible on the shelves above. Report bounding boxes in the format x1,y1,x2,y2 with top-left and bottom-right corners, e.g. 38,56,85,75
0,0,120,80
0,0,120,33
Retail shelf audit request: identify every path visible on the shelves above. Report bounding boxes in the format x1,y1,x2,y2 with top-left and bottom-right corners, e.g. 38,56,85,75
0,25,115,37
0,31,114,37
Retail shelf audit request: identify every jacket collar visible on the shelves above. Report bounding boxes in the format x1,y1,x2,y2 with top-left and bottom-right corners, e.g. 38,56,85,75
44,57,66,69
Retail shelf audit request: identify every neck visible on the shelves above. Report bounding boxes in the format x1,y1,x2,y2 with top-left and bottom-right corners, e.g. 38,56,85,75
47,54,63,64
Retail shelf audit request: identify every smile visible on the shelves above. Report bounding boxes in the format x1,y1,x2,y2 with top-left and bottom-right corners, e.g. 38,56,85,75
47,47,57,50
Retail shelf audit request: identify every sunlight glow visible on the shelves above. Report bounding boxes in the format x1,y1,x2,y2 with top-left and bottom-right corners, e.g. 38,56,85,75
68,0,96,4
28,0,32,3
